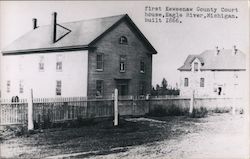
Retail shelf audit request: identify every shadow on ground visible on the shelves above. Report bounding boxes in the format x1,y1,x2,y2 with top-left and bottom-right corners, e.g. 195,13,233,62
0,116,202,159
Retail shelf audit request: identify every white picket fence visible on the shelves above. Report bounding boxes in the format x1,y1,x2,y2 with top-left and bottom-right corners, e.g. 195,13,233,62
0,94,245,129
0,99,28,125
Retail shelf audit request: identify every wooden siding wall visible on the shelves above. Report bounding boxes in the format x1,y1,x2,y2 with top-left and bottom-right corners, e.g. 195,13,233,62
88,20,153,98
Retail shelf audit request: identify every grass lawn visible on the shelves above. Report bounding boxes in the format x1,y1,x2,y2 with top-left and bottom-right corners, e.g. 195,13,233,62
0,113,248,159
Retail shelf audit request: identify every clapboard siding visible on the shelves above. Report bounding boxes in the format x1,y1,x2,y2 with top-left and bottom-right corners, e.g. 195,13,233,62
87,20,153,98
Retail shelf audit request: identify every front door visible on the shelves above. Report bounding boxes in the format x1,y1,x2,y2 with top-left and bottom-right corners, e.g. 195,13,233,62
116,80,129,96
218,87,222,95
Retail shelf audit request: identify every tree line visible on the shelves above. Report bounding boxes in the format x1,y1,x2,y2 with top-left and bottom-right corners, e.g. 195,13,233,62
151,78,180,96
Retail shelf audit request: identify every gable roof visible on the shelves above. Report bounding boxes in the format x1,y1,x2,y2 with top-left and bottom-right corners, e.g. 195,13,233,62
2,14,157,55
178,49,246,71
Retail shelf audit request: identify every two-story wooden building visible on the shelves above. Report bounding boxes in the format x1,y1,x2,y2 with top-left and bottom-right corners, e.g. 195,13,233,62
1,13,157,99
178,47,246,98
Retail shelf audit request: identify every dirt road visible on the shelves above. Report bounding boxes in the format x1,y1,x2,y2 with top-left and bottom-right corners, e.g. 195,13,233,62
89,114,248,159
0,113,249,159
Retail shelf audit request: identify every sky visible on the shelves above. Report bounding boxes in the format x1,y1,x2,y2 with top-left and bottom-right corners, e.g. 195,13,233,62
0,1,249,87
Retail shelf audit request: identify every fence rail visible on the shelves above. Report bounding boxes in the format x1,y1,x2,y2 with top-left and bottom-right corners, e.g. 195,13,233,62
33,98,115,126
0,96,245,128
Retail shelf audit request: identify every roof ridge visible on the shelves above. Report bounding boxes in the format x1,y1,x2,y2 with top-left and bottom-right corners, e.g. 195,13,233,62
64,14,126,24
200,49,245,55
37,14,127,28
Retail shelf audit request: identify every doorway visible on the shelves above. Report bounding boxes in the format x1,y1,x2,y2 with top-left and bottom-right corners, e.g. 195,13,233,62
115,80,129,96
218,87,222,95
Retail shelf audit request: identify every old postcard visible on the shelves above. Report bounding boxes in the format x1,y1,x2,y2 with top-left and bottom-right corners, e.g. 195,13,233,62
0,1,249,159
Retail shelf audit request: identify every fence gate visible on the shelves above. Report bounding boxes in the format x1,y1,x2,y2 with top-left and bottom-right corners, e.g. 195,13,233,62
0,99,28,126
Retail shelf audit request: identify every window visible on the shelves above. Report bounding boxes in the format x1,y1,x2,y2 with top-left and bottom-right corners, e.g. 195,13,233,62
96,54,103,71
184,78,189,87
39,56,44,71
7,81,10,93
56,55,62,71
19,80,24,93
120,55,126,72
119,36,128,44
194,62,198,71
200,78,205,87
139,81,146,95
140,61,145,73
56,61,62,71
56,80,62,96
96,80,104,97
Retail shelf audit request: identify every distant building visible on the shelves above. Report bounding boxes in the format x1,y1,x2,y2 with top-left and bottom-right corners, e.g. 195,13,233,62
178,47,246,97
1,13,157,99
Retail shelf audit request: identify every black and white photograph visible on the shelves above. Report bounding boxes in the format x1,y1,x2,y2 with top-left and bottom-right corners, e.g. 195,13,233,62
0,1,249,158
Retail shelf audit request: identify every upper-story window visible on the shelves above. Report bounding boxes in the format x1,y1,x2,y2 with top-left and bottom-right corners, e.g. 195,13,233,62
140,61,145,73
184,78,189,87
96,53,104,71
39,56,45,71
56,80,62,96
19,80,24,93
200,78,205,87
56,54,63,71
120,55,126,72
7,80,10,93
119,36,128,45
194,62,199,71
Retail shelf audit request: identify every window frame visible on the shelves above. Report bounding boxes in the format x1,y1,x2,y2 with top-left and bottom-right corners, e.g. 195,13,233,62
140,60,145,73
200,78,205,87
19,80,24,94
56,80,62,96
119,55,126,72
184,78,189,87
7,80,10,93
194,62,199,72
96,80,104,98
39,56,45,71
96,53,104,71
56,61,62,71
56,55,63,72
119,36,128,45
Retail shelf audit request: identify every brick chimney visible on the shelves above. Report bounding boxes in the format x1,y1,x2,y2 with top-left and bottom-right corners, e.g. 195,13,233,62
52,12,57,43
32,18,38,29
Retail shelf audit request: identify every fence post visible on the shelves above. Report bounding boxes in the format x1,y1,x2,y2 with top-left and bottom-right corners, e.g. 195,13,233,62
232,82,237,115
114,89,118,126
28,89,34,131
189,90,194,115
